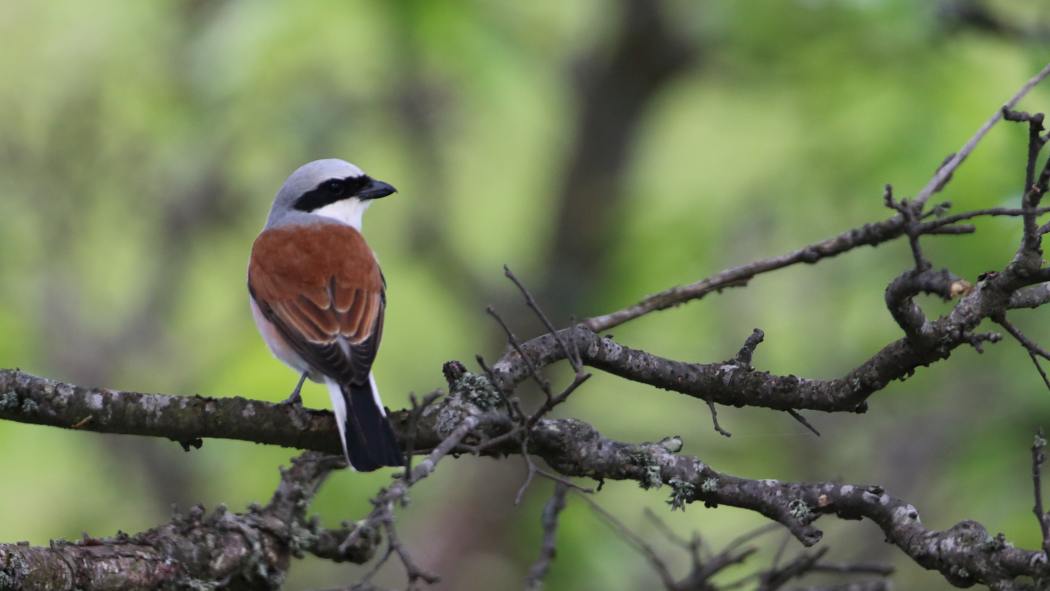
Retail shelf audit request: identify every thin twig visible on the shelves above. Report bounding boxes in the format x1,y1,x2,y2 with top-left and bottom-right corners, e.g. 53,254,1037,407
526,371,592,430
575,492,677,590
487,305,553,396
786,409,821,437
913,60,1050,208
643,507,693,549
1033,429,1050,557
584,61,1050,334
809,562,894,576
525,482,570,590
884,186,930,271
1033,351,1050,392
504,265,583,371
734,328,766,368
995,316,1050,391
403,391,441,479
705,397,732,437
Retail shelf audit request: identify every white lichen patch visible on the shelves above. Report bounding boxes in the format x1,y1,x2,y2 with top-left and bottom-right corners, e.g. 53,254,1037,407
140,395,172,418
880,494,890,505
893,504,921,524
242,404,257,418
718,365,737,385
54,383,75,407
761,479,779,487
88,393,104,410
840,485,855,496
659,436,683,453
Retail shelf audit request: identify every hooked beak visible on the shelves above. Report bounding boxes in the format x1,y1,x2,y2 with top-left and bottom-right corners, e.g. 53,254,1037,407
356,178,397,200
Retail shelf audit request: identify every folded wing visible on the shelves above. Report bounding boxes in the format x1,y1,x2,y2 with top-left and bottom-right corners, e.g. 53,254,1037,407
247,223,385,386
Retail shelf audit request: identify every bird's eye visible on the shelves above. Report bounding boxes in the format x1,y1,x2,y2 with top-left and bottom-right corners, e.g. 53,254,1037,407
325,180,344,193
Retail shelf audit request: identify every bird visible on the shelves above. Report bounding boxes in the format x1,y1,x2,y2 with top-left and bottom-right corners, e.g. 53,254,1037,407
247,158,403,471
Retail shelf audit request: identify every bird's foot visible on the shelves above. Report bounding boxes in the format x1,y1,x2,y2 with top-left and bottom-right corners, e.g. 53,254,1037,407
280,372,309,406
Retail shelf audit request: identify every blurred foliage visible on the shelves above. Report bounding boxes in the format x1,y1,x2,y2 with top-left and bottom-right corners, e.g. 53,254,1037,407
1,1,1050,589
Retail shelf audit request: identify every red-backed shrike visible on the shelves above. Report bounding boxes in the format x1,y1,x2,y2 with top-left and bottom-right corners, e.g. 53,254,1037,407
248,159,402,471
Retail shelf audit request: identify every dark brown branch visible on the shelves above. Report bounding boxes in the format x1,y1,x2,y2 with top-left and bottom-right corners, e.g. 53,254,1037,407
0,452,376,590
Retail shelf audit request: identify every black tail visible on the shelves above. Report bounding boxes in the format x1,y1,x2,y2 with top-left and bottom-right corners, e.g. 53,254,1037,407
342,382,404,471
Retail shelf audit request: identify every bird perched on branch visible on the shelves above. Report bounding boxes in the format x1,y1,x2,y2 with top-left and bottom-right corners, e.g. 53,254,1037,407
248,159,403,471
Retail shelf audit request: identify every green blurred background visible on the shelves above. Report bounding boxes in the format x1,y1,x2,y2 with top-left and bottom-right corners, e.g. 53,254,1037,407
1,1,1049,589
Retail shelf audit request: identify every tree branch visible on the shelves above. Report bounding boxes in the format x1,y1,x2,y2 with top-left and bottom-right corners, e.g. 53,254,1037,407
0,452,376,590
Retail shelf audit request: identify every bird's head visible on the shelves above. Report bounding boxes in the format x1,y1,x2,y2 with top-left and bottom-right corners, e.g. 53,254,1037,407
267,159,396,230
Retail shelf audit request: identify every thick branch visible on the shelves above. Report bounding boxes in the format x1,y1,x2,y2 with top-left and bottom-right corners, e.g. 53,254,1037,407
3,365,1049,588
521,416,1050,589
0,452,376,590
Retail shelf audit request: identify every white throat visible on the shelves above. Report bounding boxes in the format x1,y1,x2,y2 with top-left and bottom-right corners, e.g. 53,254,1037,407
312,198,370,230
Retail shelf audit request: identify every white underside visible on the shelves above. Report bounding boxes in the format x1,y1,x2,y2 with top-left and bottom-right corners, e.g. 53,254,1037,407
312,198,370,230
324,377,352,466
250,297,314,377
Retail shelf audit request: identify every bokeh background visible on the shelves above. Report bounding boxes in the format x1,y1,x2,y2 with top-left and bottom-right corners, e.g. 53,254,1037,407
1,1,1049,589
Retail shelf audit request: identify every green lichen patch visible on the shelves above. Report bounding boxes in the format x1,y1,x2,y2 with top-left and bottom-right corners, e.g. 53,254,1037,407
0,391,19,411
666,478,695,511
789,498,812,523
19,399,38,414
448,372,502,411
427,369,505,437
701,477,718,493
